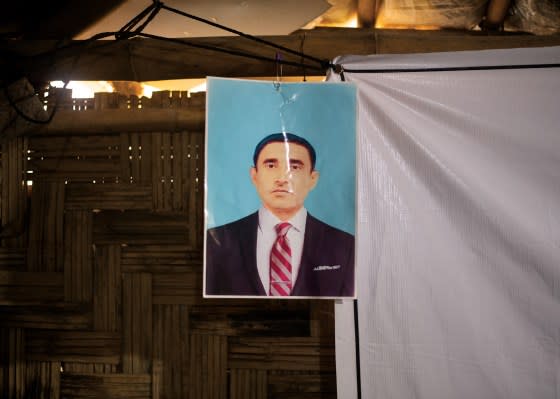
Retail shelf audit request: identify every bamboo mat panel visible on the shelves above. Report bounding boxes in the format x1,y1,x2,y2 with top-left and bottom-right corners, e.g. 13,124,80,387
230,368,267,399
0,248,26,271
93,244,121,332
0,92,337,399
65,183,152,210
228,337,336,371
153,304,189,399
122,273,152,374
28,135,121,182
268,371,337,399
310,300,335,338
26,331,120,364
0,303,91,330
0,327,25,399
152,272,201,305
149,90,190,108
91,244,121,373
120,133,153,184
189,303,310,336
27,181,65,272
1,137,28,248
61,363,95,375
25,361,61,399
0,271,63,305
151,131,204,213
189,334,227,399
121,245,202,273
64,210,93,302
184,130,204,248
60,373,151,399
93,210,189,246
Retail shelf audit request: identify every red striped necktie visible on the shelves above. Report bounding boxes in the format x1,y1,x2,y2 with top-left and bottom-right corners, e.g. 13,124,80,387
269,222,292,296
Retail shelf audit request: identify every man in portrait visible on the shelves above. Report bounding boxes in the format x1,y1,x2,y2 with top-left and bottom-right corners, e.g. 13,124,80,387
204,132,355,297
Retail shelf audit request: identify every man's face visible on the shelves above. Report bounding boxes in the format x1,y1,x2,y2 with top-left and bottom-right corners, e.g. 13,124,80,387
250,141,319,220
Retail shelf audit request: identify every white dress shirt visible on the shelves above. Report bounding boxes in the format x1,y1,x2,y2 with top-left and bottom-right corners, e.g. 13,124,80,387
256,207,307,295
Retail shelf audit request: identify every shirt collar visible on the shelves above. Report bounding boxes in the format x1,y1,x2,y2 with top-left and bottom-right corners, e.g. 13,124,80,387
258,206,307,233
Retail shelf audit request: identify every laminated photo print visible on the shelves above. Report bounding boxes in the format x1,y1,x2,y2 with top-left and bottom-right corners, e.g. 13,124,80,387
204,77,356,299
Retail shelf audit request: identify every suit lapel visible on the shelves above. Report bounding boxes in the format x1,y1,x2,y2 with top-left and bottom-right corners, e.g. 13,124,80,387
292,214,321,296
238,212,267,295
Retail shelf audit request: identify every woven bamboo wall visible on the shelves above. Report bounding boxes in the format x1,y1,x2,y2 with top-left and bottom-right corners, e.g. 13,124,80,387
0,88,337,399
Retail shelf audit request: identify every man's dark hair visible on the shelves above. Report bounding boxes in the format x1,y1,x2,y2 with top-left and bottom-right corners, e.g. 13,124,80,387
253,133,317,170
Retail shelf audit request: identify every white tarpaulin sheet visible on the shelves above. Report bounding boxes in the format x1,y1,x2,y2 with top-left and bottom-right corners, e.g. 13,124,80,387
328,46,560,399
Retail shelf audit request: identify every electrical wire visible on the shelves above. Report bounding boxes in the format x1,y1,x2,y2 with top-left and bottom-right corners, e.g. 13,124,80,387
133,32,325,72
158,1,329,69
4,0,331,126
336,63,560,74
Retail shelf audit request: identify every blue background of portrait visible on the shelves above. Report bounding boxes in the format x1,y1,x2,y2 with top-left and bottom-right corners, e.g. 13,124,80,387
205,77,356,235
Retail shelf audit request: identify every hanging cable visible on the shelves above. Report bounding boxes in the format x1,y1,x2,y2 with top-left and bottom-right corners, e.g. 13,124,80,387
300,33,307,82
134,32,325,72
5,0,334,126
335,63,560,74
158,1,330,70
116,1,163,40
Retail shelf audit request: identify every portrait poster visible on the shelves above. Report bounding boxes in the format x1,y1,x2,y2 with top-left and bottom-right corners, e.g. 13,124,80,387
204,77,356,299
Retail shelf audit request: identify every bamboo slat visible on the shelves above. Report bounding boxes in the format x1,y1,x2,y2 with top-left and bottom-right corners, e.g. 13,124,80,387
64,210,93,302
122,273,152,374
188,93,206,108
0,271,63,305
151,131,200,212
28,108,206,136
60,372,151,399
1,137,27,248
27,180,65,272
268,371,336,398
0,248,26,270
28,135,120,182
29,135,119,152
94,92,129,110
230,369,267,399
25,361,61,399
152,272,201,305
28,158,121,178
62,363,94,374
228,338,335,371
152,133,164,212
120,133,153,184
93,210,189,246
152,360,162,399
189,334,227,399
185,130,204,248
161,132,172,211
121,245,202,273
189,304,310,336
65,183,152,210
309,300,335,339
153,305,189,399
0,303,91,330
26,331,120,364
0,328,25,399
93,244,121,332
151,91,190,109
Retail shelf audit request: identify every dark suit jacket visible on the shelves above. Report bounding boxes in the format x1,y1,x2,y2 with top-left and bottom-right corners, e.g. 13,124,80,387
205,212,354,297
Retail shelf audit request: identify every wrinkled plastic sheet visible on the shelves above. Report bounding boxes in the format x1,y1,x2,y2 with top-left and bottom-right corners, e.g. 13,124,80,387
505,0,560,35
328,46,560,399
